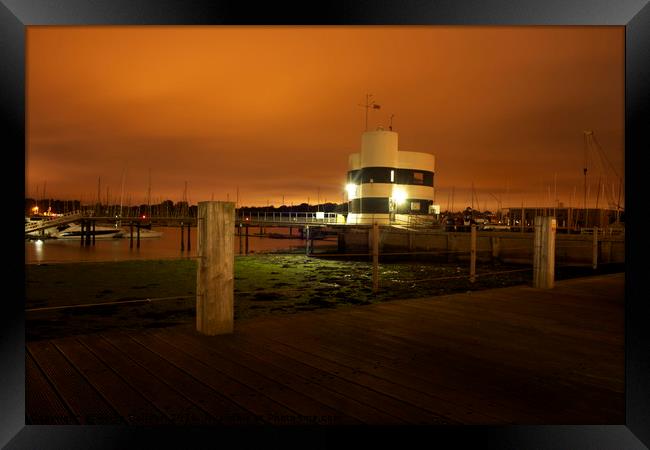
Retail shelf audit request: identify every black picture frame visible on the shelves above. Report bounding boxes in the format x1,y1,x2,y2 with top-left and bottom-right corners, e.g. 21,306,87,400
2,1,648,448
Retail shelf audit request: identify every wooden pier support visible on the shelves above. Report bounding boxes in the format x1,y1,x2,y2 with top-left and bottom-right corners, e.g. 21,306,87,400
305,226,311,255
533,216,556,289
238,224,243,254
92,221,96,245
136,224,140,249
180,222,185,252
592,226,598,270
187,222,191,252
196,201,234,336
372,222,379,293
85,220,91,246
470,225,477,283
80,221,84,246
245,224,249,255
491,236,500,261
129,223,134,249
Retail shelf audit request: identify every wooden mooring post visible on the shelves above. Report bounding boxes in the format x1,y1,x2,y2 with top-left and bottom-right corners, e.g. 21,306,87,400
305,226,311,255
470,225,477,283
136,224,141,249
533,216,556,289
80,221,85,246
196,201,235,336
129,223,134,249
85,220,91,246
245,224,249,255
180,222,185,252
592,226,598,270
372,222,379,293
92,221,96,245
187,222,191,252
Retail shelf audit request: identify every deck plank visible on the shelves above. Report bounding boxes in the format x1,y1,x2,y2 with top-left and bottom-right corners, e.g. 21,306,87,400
27,273,625,425
127,331,298,424
25,352,77,425
100,331,254,424
53,336,171,425
162,328,414,424
152,329,361,425
77,334,214,425
27,340,123,424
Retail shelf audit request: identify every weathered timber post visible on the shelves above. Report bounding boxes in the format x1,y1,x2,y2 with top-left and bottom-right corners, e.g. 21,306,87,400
136,224,141,248
245,223,249,255
470,225,477,283
129,222,134,248
80,221,85,246
92,221,96,245
533,216,556,289
305,226,311,255
196,201,235,335
491,236,500,261
372,222,379,293
337,232,346,253
85,220,91,246
187,222,191,252
592,226,598,270
180,222,185,252
238,224,243,254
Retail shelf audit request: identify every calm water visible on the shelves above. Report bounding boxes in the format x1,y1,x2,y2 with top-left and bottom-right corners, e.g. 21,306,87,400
25,226,333,264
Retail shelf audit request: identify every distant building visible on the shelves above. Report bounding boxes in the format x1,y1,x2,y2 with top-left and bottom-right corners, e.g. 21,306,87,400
345,128,437,225
503,206,623,231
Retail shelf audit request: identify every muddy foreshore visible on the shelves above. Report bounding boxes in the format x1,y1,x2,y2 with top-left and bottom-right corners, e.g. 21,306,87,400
25,254,623,341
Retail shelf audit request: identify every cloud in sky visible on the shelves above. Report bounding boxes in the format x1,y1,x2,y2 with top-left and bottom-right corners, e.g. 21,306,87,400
26,26,624,210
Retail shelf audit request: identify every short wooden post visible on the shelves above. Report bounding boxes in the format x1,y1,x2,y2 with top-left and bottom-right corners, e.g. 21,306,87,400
592,226,598,270
491,236,500,261
245,224,249,255
372,222,379,293
180,222,185,252
136,224,141,248
85,220,91,246
129,223,133,248
305,226,310,255
238,225,243,254
187,223,191,252
470,225,477,283
92,221,96,245
196,201,235,335
80,221,85,246
533,216,556,289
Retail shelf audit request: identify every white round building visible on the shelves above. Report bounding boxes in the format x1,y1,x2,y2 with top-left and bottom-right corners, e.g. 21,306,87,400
346,128,436,225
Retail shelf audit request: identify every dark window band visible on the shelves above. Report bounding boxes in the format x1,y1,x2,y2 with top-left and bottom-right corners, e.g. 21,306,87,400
348,198,433,215
347,167,434,186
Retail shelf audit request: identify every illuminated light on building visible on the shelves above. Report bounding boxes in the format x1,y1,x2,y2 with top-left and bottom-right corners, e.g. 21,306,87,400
345,127,437,225
345,183,357,199
392,187,407,205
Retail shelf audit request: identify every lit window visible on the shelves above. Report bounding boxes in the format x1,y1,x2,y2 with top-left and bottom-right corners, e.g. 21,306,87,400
390,170,395,182
413,172,424,184
411,201,421,211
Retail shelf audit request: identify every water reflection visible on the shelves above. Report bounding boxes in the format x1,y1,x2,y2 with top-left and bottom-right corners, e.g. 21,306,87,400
25,226,333,264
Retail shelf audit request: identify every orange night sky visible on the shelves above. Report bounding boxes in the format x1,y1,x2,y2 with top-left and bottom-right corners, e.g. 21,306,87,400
26,26,624,211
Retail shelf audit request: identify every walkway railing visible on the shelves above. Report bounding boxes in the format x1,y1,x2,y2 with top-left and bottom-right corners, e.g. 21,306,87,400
25,210,82,234
237,211,338,224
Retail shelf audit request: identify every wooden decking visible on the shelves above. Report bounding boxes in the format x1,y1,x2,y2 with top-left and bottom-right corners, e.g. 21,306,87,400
26,273,624,425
